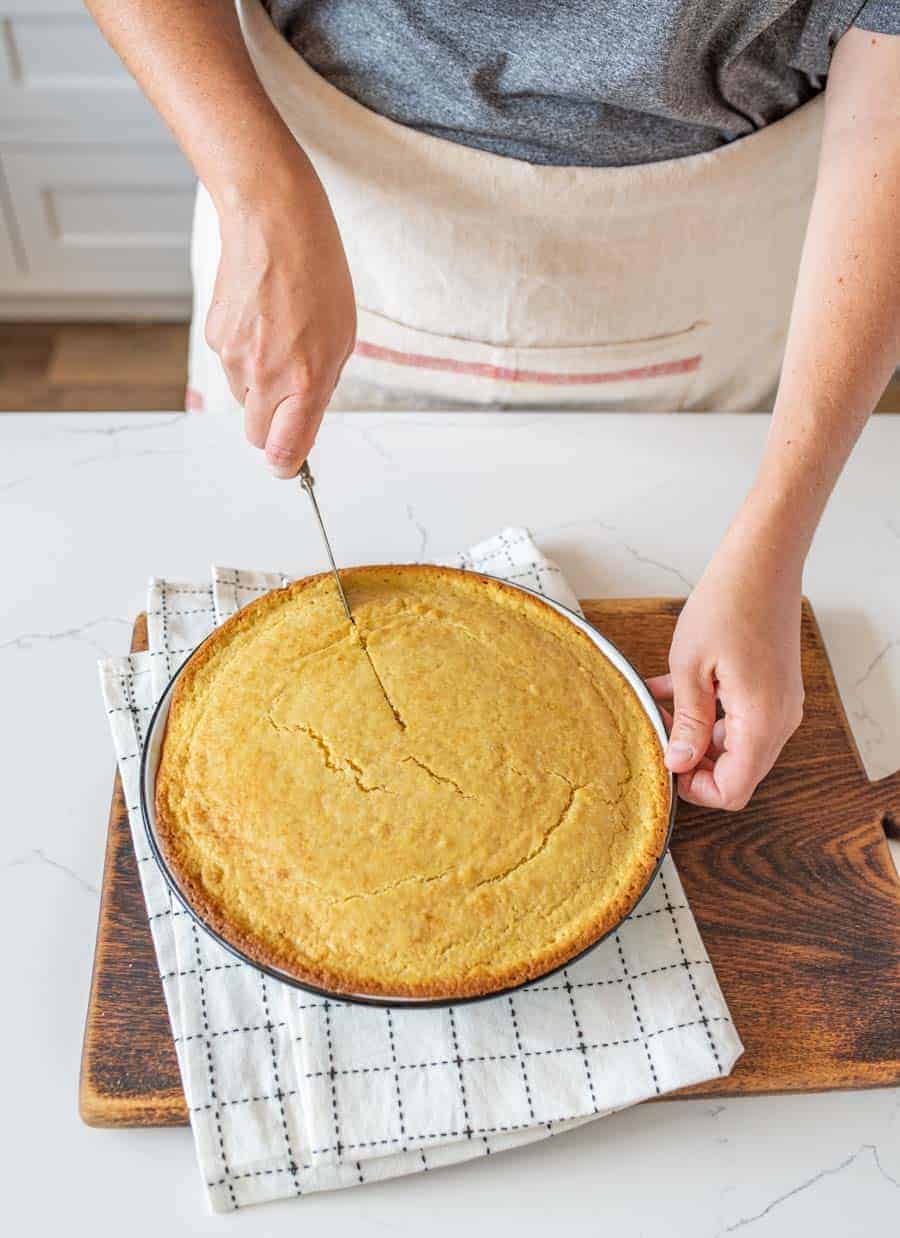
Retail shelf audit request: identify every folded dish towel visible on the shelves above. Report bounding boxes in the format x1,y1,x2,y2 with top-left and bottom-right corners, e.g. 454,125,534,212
99,529,742,1212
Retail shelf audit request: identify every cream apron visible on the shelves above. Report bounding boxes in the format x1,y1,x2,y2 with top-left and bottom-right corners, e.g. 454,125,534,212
187,0,825,413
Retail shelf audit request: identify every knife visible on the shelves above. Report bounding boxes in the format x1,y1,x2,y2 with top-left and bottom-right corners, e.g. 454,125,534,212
298,460,354,626
298,461,405,726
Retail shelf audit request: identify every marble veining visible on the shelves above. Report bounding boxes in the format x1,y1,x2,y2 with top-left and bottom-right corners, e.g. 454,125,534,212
4,847,100,898
720,1143,899,1234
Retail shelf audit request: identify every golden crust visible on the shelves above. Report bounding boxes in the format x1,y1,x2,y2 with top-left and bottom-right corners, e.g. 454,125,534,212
154,565,670,999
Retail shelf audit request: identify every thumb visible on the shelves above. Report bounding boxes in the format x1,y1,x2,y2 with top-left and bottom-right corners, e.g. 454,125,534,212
665,662,716,773
265,393,322,479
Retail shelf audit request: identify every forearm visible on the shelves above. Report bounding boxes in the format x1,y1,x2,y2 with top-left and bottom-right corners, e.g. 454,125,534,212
84,0,308,213
88,0,355,473
735,28,900,569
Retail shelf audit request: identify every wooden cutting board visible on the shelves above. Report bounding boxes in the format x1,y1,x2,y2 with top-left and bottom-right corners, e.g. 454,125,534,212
79,599,900,1127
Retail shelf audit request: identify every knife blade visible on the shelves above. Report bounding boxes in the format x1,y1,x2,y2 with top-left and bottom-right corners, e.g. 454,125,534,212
297,460,406,727
298,460,354,626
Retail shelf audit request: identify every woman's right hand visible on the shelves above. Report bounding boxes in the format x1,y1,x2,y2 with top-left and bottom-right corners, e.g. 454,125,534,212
205,153,357,477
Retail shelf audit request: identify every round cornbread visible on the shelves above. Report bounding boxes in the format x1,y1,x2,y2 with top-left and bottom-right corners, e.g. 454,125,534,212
154,565,670,999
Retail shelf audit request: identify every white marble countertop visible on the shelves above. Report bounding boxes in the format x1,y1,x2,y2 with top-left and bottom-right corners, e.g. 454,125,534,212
2,410,898,1235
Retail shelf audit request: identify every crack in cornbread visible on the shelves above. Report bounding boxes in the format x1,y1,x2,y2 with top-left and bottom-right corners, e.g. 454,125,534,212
155,565,670,999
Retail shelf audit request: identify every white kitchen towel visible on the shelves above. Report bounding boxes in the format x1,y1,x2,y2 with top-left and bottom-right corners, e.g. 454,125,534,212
99,529,742,1212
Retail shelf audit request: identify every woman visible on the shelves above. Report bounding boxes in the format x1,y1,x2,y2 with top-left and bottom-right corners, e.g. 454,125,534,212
87,0,900,811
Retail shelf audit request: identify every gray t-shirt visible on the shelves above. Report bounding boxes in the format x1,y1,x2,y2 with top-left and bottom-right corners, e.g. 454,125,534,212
261,1,899,166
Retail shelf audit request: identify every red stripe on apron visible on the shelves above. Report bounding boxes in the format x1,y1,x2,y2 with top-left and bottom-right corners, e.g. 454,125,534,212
354,341,702,386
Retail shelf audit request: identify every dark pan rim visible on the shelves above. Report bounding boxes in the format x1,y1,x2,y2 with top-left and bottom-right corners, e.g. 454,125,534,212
139,569,677,1009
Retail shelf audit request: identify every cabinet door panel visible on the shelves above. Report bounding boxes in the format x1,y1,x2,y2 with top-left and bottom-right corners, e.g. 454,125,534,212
2,146,194,294
0,184,20,282
0,5,175,142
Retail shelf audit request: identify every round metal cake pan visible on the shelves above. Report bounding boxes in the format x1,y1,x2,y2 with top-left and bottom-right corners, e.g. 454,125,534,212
140,570,676,1008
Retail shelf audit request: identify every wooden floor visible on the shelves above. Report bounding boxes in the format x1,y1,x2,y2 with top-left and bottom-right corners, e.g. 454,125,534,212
0,322,188,412
1,321,898,412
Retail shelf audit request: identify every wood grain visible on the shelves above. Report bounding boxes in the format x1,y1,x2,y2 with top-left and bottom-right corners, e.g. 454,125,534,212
0,323,186,412
79,600,900,1127
79,615,186,1126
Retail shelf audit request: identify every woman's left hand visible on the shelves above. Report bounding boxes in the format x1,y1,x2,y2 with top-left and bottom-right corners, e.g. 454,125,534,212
646,529,805,811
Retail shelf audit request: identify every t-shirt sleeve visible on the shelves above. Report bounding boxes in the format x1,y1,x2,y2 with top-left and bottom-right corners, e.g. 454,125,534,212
853,0,900,34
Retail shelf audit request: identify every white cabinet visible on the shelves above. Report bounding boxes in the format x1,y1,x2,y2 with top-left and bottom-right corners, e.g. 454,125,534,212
0,0,193,318
3,147,194,292
0,193,19,282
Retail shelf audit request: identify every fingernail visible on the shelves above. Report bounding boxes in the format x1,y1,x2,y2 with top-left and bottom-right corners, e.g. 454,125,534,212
268,461,297,479
665,741,694,768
